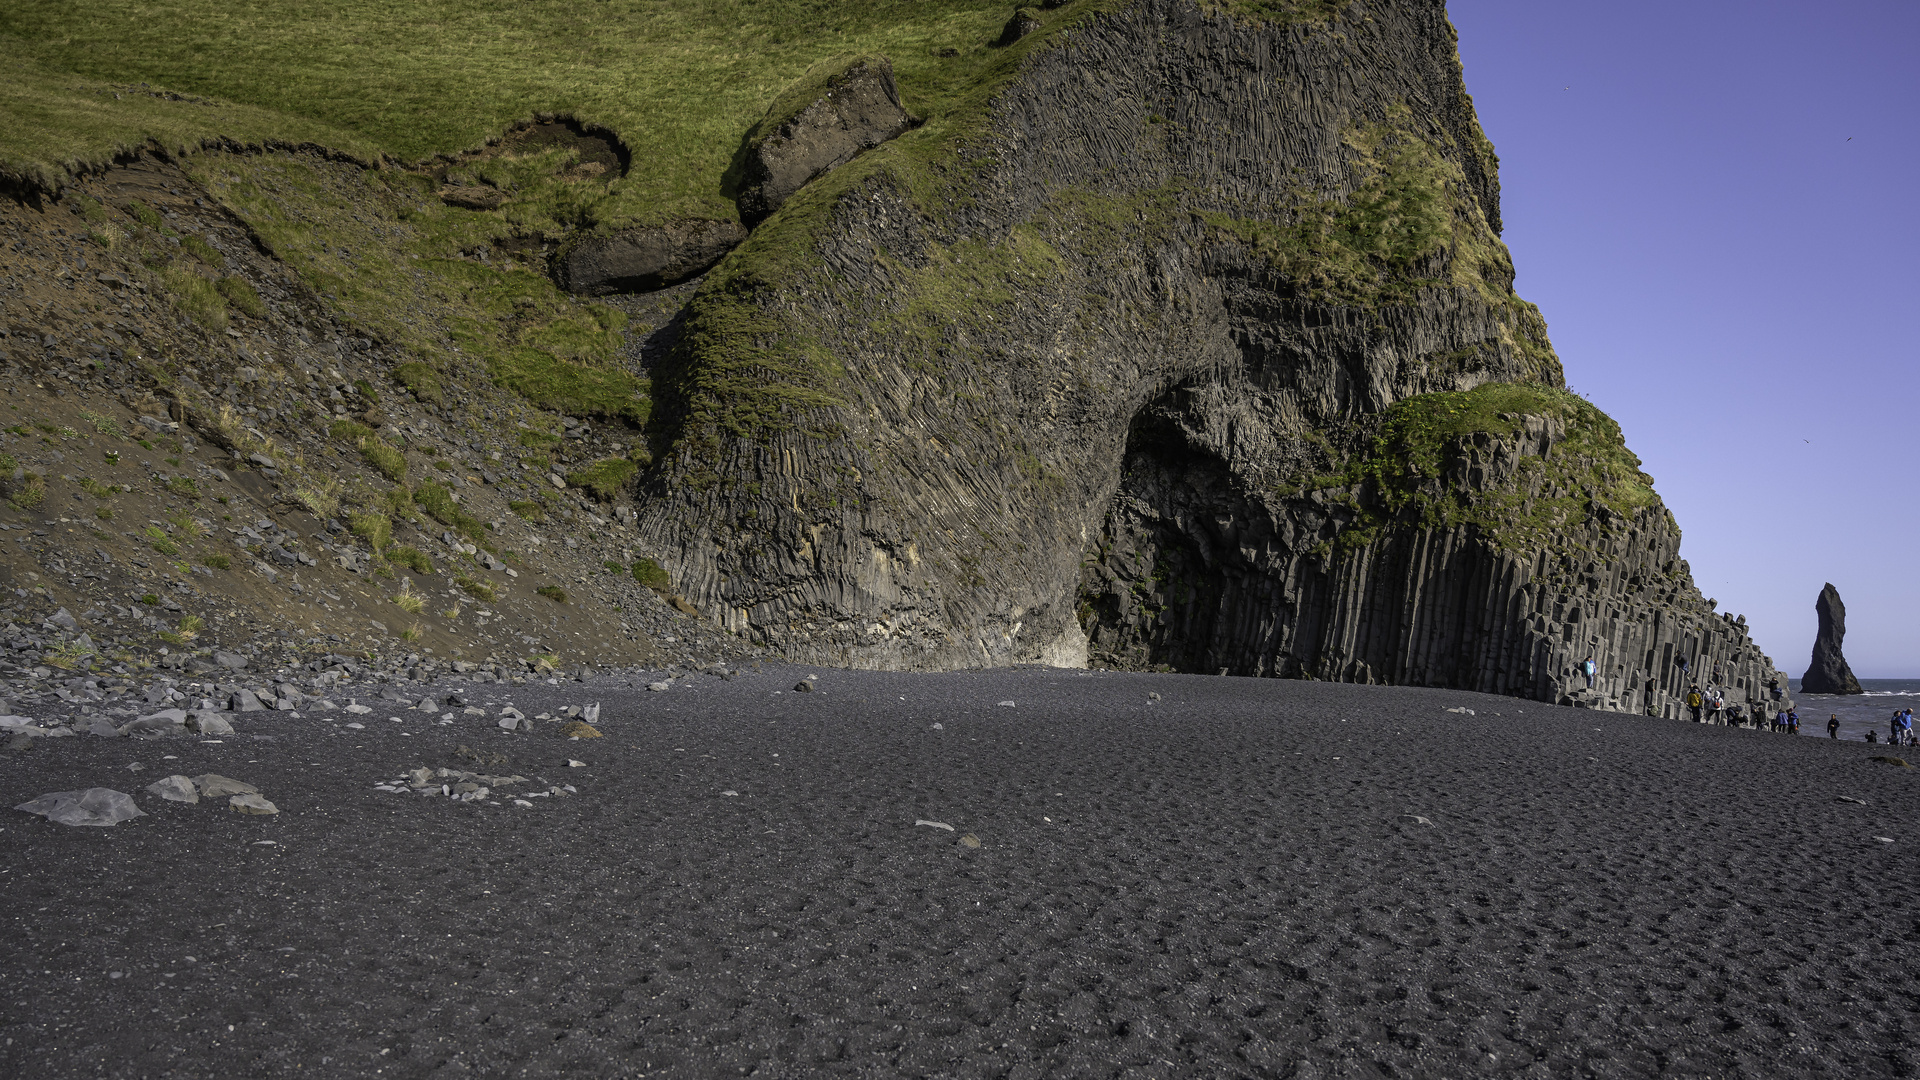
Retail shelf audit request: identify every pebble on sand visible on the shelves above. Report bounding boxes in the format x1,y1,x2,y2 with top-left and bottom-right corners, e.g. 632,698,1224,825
229,793,279,815
192,774,259,798
146,775,199,803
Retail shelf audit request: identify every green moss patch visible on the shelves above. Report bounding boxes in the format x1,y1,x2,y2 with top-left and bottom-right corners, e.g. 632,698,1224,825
349,511,392,551
1295,382,1660,555
215,275,267,319
486,346,651,424
392,362,445,404
631,557,670,593
566,457,638,501
158,264,228,332
1200,0,1351,23
389,545,434,575
413,480,488,544
358,438,407,483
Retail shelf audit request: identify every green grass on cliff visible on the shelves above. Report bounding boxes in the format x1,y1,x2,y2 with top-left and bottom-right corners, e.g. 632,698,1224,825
0,0,1096,225
1297,383,1661,556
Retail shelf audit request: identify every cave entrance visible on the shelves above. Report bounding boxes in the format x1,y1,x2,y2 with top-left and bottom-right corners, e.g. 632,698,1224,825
1077,396,1291,675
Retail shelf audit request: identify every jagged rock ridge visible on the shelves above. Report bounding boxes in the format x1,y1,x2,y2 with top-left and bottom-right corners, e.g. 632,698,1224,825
633,0,1789,715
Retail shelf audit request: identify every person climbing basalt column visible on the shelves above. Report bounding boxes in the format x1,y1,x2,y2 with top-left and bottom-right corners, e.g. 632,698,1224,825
1581,653,1597,689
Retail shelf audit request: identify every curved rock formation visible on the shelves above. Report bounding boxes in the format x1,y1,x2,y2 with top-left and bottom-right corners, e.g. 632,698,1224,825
1801,583,1864,695
734,54,917,228
635,0,1788,714
558,220,748,296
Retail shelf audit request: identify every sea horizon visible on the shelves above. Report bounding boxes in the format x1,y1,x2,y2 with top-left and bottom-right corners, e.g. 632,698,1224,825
1786,678,1920,741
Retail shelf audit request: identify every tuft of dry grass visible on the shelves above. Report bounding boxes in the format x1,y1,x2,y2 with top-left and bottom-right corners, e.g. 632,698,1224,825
295,477,342,520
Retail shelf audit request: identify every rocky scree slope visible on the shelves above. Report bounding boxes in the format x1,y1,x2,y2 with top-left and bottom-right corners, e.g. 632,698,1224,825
0,152,760,691
633,0,1788,715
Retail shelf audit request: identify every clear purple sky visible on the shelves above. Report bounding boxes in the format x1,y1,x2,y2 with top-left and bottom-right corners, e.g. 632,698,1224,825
1449,0,1920,678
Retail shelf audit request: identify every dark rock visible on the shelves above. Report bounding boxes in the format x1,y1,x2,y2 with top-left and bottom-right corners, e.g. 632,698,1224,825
734,54,916,227
188,712,235,735
557,221,747,296
1801,583,1863,694
440,185,508,211
793,681,812,693
996,7,1044,47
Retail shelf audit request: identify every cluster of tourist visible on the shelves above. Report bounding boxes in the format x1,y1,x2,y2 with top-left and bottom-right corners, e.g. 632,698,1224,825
1609,656,1912,745
1864,708,1917,746
1680,683,1786,729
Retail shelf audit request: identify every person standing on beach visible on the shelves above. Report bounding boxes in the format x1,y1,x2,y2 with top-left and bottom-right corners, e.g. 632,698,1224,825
1686,685,1704,722
1788,711,1800,735
1829,714,1841,739
1581,654,1597,689
1709,686,1726,725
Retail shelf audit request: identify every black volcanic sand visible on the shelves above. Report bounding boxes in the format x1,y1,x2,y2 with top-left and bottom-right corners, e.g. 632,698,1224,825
4,666,1918,1078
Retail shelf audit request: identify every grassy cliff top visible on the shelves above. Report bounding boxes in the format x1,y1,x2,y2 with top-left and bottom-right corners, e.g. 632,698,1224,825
1,0,1361,225
0,0,1058,226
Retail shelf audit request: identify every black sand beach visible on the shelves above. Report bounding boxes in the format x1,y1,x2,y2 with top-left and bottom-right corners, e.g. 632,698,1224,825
4,666,1918,1078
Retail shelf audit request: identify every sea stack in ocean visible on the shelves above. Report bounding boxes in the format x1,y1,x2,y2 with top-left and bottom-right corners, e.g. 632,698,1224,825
1800,583,1864,694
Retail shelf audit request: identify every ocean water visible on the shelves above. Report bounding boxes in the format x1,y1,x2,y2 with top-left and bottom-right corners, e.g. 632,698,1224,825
1788,679,1920,742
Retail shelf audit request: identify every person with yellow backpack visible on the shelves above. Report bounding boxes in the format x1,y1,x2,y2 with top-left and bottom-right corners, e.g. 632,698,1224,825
1685,685,1704,722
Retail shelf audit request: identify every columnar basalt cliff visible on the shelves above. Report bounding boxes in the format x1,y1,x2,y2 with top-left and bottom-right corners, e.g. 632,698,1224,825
634,0,1790,714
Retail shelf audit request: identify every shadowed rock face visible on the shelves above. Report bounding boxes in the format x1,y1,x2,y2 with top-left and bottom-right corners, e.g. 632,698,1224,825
636,0,1789,714
735,55,916,227
558,220,747,296
1802,583,1864,694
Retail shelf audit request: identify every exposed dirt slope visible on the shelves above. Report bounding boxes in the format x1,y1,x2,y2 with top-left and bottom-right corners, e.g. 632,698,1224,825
0,153,755,684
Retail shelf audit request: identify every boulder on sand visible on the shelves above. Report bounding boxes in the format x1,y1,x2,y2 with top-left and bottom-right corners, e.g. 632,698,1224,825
14,788,146,826
1801,583,1864,695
